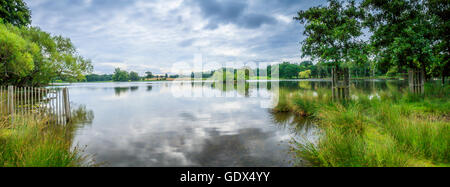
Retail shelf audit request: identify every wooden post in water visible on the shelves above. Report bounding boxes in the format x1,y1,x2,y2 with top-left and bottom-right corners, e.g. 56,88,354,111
63,88,71,122
408,68,425,94
332,66,350,100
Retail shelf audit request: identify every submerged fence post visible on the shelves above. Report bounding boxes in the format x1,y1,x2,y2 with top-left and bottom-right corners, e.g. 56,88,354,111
332,66,350,100
63,88,71,122
408,69,425,95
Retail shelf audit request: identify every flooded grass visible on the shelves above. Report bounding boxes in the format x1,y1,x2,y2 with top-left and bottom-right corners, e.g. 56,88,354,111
0,115,93,167
279,83,450,167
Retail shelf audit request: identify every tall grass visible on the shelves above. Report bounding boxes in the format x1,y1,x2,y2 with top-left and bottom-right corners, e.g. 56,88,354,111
0,115,92,167
282,83,450,167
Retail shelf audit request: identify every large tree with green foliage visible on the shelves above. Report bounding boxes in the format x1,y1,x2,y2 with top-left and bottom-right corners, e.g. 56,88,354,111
112,68,129,82
145,71,153,79
0,22,93,86
0,0,31,27
0,21,38,85
279,62,300,79
426,0,449,83
0,2,93,86
362,0,437,79
129,71,140,81
295,0,366,69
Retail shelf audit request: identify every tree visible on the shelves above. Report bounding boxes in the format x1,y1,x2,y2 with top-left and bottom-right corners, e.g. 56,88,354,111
426,0,450,84
0,22,38,85
85,74,113,82
0,0,31,27
299,70,312,79
295,0,365,99
0,20,93,86
363,0,435,75
279,62,300,79
295,0,366,69
112,68,129,82
129,71,140,81
51,36,93,83
145,71,153,79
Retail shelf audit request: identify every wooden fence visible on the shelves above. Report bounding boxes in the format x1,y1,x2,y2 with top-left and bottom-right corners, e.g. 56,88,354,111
0,86,71,125
408,69,425,94
332,67,350,100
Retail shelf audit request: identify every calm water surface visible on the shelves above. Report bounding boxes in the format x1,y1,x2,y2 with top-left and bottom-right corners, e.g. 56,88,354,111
65,80,406,167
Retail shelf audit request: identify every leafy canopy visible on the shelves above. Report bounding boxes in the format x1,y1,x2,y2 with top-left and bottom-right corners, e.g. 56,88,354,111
0,22,38,85
0,22,93,86
362,0,436,72
0,0,31,27
112,68,130,82
295,0,366,67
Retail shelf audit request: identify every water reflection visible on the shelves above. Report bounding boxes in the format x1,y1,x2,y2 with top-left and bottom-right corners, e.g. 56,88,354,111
60,105,95,150
66,80,407,167
114,86,139,96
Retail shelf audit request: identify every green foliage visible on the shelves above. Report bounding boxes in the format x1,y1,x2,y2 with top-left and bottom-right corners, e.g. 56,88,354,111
282,84,450,167
427,0,450,82
0,116,91,167
0,2,92,86
0,23,38,85
0,0,31,27
0,22,93,86
362,0,448,79
295,0,366,68
295,0,448,81
279,62,300,79
112,68,130,82
85,74,112,82
299,70,312,79
129,71,140,81
145,71,153,79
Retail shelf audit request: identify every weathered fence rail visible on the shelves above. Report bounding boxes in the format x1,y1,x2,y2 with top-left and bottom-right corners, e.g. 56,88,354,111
0,86,71,125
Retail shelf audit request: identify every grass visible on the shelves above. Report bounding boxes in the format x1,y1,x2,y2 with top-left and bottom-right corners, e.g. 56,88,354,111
276,83,450,167
0,115,92,167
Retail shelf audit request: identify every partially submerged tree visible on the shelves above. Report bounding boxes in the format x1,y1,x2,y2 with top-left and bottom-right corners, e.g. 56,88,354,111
426,0,449,85
295,0,366,99
362,0,439,93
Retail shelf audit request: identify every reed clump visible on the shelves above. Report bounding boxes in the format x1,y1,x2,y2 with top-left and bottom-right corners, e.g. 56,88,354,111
0,115,92,167
278,83,450,167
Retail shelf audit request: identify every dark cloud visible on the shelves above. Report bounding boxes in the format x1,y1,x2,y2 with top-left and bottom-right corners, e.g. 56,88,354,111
191,0,277,29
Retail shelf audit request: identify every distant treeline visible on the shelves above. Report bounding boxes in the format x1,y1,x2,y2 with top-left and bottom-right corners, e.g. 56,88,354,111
85,60,386,82
85,68,172,82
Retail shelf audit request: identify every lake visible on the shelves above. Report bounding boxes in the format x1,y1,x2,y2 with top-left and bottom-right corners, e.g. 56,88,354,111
64,80,407,167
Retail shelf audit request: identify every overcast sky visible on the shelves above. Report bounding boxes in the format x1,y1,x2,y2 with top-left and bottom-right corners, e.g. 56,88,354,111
25,0,327,75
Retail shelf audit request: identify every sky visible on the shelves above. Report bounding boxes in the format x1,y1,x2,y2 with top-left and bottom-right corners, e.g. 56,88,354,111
25,0,327,75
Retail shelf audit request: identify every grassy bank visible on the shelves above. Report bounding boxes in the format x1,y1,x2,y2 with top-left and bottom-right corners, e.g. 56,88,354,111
274,83,449,167
0,115,91,167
